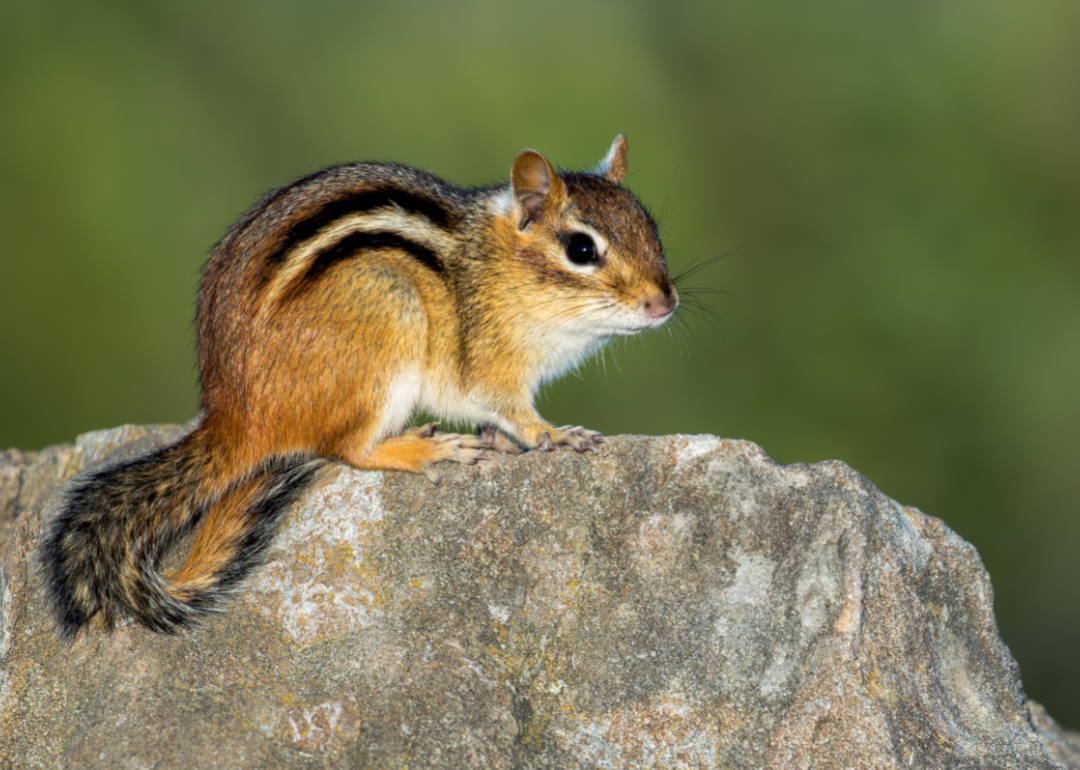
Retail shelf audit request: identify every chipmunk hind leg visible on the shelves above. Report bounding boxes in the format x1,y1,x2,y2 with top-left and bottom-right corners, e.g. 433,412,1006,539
346,426,488,484
296,261,487,482
333,371,488,483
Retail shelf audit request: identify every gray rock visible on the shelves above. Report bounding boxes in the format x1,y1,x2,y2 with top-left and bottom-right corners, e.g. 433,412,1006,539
1,444,73,549
0,424,183,550
1,425,1077,769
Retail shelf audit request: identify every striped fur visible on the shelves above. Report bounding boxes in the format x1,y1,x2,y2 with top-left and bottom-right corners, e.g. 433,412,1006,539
41,136,679,637
40,430,324,638
263,185,456,267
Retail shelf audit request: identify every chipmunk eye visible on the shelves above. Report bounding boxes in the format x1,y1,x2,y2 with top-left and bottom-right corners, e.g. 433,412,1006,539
566,233,598,265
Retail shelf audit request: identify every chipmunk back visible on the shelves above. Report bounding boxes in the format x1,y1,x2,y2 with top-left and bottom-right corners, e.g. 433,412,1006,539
40,136,678,637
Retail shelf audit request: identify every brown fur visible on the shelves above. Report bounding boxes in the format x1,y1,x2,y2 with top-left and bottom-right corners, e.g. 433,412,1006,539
40,136,678,636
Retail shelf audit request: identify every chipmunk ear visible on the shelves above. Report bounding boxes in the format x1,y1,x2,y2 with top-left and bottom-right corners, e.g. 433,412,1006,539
595,134,628,185
510,149,566,228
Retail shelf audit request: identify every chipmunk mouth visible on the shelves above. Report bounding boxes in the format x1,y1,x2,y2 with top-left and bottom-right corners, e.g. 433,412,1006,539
598,312,674,336
572,299,676,338
604,320,660,336
626,308,678,334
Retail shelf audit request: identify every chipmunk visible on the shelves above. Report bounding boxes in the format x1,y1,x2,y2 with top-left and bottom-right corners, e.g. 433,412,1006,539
40,136,678,638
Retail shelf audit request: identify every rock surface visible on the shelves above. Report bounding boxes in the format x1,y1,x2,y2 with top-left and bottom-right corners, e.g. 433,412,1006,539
1,425,1078,769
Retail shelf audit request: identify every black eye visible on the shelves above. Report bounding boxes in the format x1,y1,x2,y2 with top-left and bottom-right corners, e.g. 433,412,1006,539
565,233,599,265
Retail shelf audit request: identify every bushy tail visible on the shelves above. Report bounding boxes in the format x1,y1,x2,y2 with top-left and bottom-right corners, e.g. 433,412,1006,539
39,434,323,639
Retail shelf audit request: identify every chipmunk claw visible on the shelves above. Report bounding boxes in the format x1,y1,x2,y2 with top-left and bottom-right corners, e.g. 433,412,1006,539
420,461,442,484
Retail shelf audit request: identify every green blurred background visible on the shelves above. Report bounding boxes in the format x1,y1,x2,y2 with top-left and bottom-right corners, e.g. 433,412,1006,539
2,0,1077,727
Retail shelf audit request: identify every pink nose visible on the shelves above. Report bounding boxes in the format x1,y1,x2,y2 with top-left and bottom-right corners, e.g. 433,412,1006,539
643,293,678,319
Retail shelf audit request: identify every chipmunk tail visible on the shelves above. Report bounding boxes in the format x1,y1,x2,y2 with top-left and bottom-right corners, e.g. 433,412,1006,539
39,435,323,639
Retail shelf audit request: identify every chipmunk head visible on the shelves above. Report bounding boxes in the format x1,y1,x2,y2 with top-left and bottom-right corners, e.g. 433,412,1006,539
504,136,678,339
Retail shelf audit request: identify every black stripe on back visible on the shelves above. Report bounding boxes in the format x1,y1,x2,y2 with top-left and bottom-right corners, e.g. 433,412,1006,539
302,231,445,287
267,187,454,267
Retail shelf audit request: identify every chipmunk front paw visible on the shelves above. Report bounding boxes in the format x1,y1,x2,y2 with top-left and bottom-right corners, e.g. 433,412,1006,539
535,426,606,453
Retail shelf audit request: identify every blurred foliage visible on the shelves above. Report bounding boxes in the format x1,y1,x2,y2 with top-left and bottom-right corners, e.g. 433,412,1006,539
1,0,1078,728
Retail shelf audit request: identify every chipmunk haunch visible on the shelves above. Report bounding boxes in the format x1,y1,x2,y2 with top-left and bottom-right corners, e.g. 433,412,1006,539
40,136,678,637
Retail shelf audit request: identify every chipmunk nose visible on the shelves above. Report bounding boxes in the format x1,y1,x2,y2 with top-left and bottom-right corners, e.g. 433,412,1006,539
643,291,678,319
